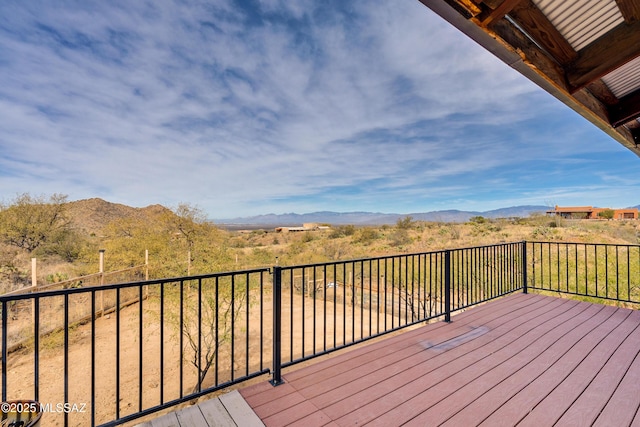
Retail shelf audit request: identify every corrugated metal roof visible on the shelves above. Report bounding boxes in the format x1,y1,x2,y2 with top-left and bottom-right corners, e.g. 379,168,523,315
532,0,623,51
601,55,640,98
421,0,640,156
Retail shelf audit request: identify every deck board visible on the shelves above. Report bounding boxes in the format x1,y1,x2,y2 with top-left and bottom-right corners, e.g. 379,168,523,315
592,349,640,427
326,297,590,425
239,293,640,426
300,295,563,416
217,390,265,427
142,293,640,426
135,390,265,427
554,316,640,427
174,405,208,426
476,310,640,426
402,304,615,426
197,397,241,427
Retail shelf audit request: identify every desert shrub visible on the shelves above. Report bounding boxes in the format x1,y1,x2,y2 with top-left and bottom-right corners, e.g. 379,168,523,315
353,227,379,245
389,229,411,247
329,225,356,239
300,232,315,243
469,216,486,224
250,247,275,266
287,241,304,256
323,241,350,260
531,226,559,239
396,216,414,229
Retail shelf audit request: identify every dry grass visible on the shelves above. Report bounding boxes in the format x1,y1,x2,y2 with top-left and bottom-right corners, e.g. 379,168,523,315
227,217,640,270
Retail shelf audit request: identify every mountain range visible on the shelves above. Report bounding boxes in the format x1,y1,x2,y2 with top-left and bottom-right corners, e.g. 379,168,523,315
61,199,640,231
215,205,553,226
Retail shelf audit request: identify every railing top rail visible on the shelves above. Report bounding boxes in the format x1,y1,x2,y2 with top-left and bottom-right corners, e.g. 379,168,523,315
279,241,525,271
528,240,640,248
0,267,271,303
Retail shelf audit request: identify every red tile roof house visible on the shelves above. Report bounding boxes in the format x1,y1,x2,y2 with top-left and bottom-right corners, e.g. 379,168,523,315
547,205,639,220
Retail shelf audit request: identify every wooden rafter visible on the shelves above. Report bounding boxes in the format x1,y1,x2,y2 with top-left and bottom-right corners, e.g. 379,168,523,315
489,16,567,89
609,89,640,128
478,0,522,26
566,20,640,92
507,0,577,65
615,0,640,23
585,80,618,107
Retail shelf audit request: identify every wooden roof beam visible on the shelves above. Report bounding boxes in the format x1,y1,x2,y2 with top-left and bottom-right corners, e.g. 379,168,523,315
609,89,640,128
566,20,640,92
615,0,640,23
441,0,482,18
506,0,577,65
478,0,523,27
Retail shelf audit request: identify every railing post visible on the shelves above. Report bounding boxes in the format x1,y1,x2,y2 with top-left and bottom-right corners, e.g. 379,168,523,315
2,300,7,402
270,266,284,386
444,250,451,323
522,241,528,294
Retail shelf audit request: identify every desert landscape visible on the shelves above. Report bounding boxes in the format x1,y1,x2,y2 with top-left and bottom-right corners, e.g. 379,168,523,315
2,197,640,426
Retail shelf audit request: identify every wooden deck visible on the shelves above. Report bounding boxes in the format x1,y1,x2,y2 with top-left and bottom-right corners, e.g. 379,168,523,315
141,293,640,426
135,390,264,427
241,293,640,426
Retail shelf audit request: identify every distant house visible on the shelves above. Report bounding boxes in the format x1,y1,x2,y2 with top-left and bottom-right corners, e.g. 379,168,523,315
546,206,638,220
275,223,330,232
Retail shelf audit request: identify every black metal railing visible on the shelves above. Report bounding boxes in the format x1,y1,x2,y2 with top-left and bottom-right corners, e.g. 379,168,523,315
1,269,271,427
528,241,640,305
3,240,637,426
271,242,523,378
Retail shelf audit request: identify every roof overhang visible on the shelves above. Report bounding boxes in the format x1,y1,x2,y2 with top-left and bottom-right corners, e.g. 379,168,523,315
418,0,640,158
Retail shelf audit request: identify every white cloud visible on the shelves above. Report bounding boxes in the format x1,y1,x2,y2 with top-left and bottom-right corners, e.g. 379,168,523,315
0,0,638,217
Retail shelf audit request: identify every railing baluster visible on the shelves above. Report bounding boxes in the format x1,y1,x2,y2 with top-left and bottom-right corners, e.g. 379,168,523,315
2,300,6,403
159,284,164,404
288,269,293,363
445,250,451,323
361,260,365,338
336,262,340,347
260,271,265,371
245,273,250,377
34,297,39,402
214,277,219,386
312,266,316,355
137,286,143,412
179,281,184,398
301,268,305,359
92,291,97,427
197,279,202,393
116,288,121,420
522,242,528,294
271,266,283,386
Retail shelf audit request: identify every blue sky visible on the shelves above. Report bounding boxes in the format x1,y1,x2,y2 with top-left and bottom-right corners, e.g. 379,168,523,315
1,0,638,219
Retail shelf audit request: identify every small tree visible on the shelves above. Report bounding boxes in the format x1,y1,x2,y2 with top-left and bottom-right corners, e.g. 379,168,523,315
171,203,209,250
598,209,615,220
165,276,249,393
0,193,70,253
469,216,487,224
396,216,414,229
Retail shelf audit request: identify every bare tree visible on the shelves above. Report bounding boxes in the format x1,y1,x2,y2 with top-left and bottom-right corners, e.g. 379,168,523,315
165,277,249,393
